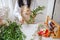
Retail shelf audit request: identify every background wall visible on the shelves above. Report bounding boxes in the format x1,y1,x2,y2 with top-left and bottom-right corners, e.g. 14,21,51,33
53,0,60,24
47,0,54,17
34,0,54,23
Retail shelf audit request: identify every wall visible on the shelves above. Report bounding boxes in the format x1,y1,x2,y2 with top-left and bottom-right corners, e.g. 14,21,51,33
53,0,60,24
47,0,54,17
35,0,54,23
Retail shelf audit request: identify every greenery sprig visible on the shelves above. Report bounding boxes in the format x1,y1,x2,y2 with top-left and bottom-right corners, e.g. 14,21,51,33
27,6,45,24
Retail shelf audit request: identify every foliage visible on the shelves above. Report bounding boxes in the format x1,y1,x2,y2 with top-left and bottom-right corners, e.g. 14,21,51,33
27,6,45,24
0,21,26,40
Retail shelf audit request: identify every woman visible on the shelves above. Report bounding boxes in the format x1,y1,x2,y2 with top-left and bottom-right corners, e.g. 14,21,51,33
13,0,47,24
18,0,32,24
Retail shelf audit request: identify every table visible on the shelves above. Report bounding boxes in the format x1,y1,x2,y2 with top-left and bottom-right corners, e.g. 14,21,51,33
21,24,58,40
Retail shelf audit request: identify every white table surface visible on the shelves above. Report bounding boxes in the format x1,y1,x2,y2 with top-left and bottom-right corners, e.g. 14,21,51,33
21,24,60,40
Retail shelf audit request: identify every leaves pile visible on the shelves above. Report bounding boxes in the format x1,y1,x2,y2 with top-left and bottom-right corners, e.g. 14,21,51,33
0,21,26,40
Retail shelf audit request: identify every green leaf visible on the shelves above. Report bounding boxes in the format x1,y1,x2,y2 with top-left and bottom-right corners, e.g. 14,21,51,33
0,21,26,40
27,6,45,24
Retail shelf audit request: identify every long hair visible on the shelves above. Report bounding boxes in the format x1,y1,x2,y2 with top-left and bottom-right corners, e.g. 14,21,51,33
18,0,31,8
18,0,24,7
27,0,31,8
